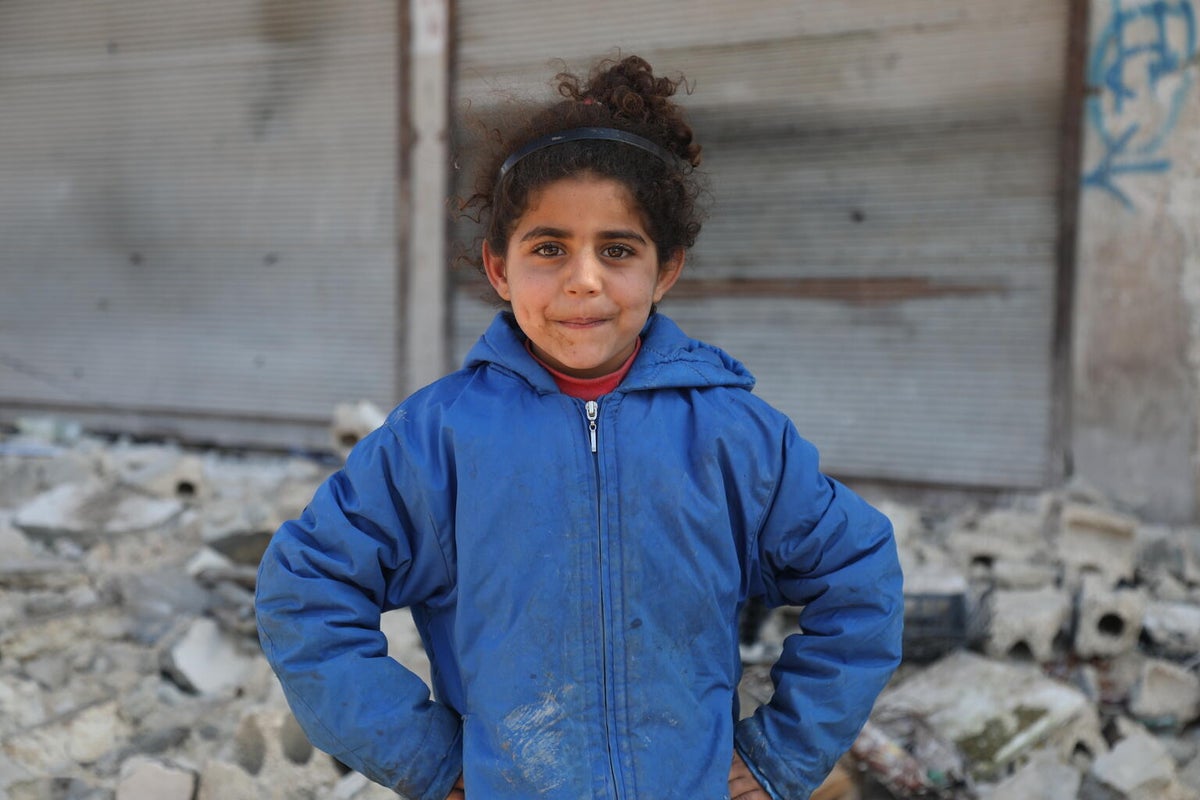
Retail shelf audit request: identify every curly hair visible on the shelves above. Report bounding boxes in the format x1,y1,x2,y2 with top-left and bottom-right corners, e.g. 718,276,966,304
463,55,706,282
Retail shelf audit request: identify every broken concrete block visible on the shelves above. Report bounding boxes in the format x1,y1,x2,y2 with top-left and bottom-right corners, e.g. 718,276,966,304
5,777,114,800
0,510,34,557
196,707,342,800
1080,729,1186,800
160,617,255,696
874,499,923,552
116,756,196,800
118,569,213,645
947,507,1051,578
331,400,386,461
1182,752,1200,794
902,566,971,662
990,559,1061,591
0,558,90,592
984,586,1071,663
116,446,209,504
1074,574,1146,658
14,480,182,547
1059,503,1138,586
2,700,132,773
0,675,48,736
1142,601,1200,658
1,605,123,662
1129,658,1200,729
873,651,1105,780
987,748,1082,800
0,443,108,508
270,478,322,527
199,498,278,566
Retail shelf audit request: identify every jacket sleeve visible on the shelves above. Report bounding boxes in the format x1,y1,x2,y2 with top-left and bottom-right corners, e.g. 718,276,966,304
734,422,903,799
255,420,462,800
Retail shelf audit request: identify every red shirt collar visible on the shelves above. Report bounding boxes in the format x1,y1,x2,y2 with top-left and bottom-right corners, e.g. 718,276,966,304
525,338,642,401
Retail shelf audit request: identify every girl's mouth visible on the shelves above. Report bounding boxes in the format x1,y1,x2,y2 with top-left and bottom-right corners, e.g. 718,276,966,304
558,318,608,329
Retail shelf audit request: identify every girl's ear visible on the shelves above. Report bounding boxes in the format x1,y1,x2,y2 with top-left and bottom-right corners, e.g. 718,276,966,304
482,240,512,302
653,248,685,303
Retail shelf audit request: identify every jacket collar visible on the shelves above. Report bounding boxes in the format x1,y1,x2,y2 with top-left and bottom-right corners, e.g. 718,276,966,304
463,312,756,395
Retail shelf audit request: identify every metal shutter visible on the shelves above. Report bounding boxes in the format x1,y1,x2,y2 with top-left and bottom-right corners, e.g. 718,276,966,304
450,0,1068,487
0,1,399,450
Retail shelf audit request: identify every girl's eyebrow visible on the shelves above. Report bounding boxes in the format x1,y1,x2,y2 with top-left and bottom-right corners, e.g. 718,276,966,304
520,226,569,242
518,226,648,245
601,229,648,244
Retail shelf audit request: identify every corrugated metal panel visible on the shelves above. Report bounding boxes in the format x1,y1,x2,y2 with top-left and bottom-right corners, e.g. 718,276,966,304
0,0,398,449
450,0,1068,487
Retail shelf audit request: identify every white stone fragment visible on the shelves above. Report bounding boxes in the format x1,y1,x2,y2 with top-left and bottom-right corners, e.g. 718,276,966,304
161,618,255,696
987,749,1082,800
985,587,1071,663
1059,503,1138,585
14,480,182,546
1142,601,1200,658
947,507,1051,578
1074,574,1146,658
873,651,1105,780
331,400,387,461
117,756,197,800
1081,730,1182,800
117,446,209,503
199,499,279,565
196,707,342,800
1130,659,1200,728
2,700,131,773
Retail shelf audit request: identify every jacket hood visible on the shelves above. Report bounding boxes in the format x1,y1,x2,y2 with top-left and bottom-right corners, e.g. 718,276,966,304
463,312,756,394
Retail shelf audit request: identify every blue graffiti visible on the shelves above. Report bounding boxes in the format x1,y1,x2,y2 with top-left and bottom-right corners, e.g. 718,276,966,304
1083,0,1197,207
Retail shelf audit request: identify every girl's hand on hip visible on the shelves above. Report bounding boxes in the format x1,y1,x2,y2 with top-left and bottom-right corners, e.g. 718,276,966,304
444,774,465,800
729,751,770,800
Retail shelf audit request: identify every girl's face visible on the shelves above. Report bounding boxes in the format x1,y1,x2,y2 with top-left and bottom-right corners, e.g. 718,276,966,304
483,175,683,379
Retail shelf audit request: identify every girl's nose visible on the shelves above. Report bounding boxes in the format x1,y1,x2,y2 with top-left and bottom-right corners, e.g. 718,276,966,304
564,252,603,295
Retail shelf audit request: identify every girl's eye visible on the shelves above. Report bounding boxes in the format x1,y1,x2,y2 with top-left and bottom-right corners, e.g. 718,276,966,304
532,242,564,257
602,244,634,259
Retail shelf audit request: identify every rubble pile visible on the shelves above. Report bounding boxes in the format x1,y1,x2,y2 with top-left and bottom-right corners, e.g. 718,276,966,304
839,494,1200,798
0,419,1198,799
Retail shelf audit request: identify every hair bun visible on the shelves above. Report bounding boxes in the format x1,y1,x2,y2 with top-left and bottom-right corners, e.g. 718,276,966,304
558,56,701,167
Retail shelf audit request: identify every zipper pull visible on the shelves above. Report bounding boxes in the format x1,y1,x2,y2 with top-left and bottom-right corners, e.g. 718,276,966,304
585,400,599,453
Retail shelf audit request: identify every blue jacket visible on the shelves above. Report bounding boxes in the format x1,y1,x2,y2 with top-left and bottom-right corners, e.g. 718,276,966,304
256,312,903,800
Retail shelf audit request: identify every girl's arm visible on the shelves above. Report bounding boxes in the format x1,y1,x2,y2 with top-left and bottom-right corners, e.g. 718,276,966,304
255,421,462,800
735,423,903,800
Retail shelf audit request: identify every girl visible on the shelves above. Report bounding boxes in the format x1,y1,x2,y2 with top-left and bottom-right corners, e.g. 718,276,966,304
256,55,903,800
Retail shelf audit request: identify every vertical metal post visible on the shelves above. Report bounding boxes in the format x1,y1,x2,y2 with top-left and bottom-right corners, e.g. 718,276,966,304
400,0,452,395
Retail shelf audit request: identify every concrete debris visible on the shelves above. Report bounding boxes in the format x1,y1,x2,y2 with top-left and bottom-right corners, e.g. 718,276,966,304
14,480,183,548
987,748,1082,800
1141,601,1200,658
113,445,209,504
115,756,196,800
331,400,386,461
159,618,256,696
1059,503,1139,586
195,707,344,800
198,499,278,566
1128,658,1200,729
1079,728,1198,800
1074,575,1146,659
983,587,1072,663
3,425,1200,799
872,651,1105,782
946,507,1052,581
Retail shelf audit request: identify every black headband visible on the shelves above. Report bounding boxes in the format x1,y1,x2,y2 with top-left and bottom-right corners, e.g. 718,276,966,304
498,127,677,179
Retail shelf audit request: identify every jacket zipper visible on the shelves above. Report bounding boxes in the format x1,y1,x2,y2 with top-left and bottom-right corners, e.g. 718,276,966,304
587,400,599,453
585,399,622,798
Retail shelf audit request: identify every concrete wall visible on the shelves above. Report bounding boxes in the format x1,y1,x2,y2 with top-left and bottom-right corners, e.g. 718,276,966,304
1074,0,1200,521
